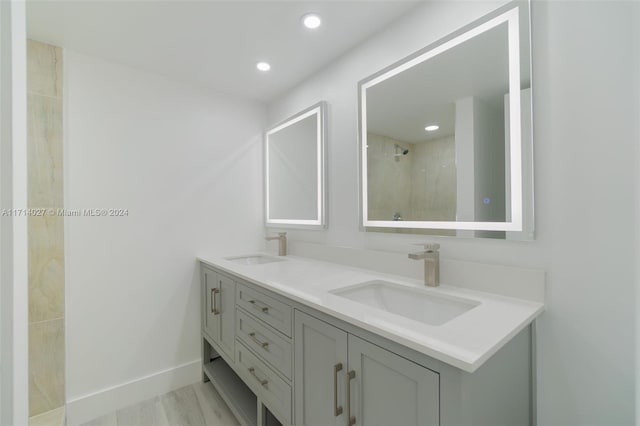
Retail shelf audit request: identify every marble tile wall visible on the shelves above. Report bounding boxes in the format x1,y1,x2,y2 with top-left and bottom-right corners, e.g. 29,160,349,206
29,320,65,416
367,133,456,224
27,39,65,419
409,135,457,221
366,133,412,221
28,407,65,426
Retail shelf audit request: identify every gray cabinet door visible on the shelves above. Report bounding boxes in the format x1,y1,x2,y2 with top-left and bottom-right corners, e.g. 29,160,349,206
294,310,348,426
203,268,219,341
217,274,236,360
347,335,440,426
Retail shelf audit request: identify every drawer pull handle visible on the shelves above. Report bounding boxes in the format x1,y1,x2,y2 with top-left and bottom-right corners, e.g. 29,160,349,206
211,288,220,315
248,332,269,349
347,370,356,426
248,367,268,387
248,299,269,314
333,363,343,417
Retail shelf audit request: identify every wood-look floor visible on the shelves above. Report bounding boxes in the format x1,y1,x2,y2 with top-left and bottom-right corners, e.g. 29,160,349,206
80,382,240,426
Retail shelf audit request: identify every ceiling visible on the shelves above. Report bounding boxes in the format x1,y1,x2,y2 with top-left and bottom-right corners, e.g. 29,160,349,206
26,0,421,102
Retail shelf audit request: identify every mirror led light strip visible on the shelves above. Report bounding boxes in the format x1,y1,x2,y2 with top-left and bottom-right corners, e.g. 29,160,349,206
360,6,523,232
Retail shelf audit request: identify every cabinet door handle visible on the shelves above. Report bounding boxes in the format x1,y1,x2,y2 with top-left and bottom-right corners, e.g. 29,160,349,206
248,299,269,314
347,370,356,426
248,332,269,349
248,367,268,387
333,363,343,417
211,288,220,315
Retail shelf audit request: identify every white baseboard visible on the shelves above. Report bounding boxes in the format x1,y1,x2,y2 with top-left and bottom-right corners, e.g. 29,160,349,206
65,359,202,425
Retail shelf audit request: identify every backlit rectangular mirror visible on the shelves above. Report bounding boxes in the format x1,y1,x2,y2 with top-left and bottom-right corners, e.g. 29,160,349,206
359,1,533,239
265,102,327,229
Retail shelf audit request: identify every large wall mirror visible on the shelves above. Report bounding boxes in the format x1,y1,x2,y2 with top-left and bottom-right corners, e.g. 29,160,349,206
265,102,327,229
359,1,533,239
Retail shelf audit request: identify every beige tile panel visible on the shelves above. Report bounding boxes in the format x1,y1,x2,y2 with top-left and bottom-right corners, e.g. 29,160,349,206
27,95,63,208
29,406,65,426
27,40,63,98
28,94,64,209
29,319,65,417
29,214,65,322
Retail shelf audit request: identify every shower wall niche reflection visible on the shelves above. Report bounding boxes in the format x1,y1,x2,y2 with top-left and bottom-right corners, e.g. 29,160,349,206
366,132,456,223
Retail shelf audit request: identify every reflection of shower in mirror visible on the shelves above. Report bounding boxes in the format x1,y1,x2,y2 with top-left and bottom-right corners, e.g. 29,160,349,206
394,144,409,161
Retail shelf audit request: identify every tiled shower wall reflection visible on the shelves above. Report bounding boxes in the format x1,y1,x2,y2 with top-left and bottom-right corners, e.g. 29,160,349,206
27,40,65,418
367,132,456,221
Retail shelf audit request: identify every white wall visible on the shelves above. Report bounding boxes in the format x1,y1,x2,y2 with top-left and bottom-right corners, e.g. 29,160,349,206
0,2,29,425
64,51,265,423
635,4,640,424
534,2,636,424
267,1,638,424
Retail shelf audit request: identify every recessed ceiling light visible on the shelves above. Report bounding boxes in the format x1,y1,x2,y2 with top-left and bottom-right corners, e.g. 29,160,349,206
302,13,322,29
425,125,439,132
256,62,271,72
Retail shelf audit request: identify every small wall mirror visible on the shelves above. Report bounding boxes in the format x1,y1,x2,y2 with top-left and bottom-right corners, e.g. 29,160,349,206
359,1,533,239
265,102,327,229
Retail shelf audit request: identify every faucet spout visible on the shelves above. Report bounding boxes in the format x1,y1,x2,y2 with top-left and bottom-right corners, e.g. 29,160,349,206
265,232,287,256
408,243,440,287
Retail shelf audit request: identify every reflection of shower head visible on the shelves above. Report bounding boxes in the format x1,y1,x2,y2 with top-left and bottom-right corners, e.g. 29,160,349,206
394,144,409,156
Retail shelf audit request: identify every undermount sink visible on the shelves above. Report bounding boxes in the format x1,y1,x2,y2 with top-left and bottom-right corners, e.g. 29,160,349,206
331,280,479,326
225,255,285,265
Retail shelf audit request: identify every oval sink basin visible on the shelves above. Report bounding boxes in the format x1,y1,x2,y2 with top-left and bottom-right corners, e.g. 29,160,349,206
225,255,286,265
331,280,479,326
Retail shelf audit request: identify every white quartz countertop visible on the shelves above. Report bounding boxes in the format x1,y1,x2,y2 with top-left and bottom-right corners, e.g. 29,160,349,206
198,253,544,373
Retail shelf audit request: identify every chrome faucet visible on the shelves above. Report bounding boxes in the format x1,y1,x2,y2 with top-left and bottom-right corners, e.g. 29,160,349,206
408,243,440,287
265,232,287,256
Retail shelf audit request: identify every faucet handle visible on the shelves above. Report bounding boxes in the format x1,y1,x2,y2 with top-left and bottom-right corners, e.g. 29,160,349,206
278,232,287,237
413,243,440,252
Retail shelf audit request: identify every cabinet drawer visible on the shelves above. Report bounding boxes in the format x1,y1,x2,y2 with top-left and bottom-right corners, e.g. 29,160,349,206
236,283,292,337
237,309,292,380
236,340,292,425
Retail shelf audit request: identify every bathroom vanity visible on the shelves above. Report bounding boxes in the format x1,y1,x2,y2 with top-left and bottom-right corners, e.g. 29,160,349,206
201,3,542,423
198,254,543,426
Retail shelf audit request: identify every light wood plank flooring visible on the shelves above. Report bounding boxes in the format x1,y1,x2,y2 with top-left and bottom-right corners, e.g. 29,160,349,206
80,382,240,426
